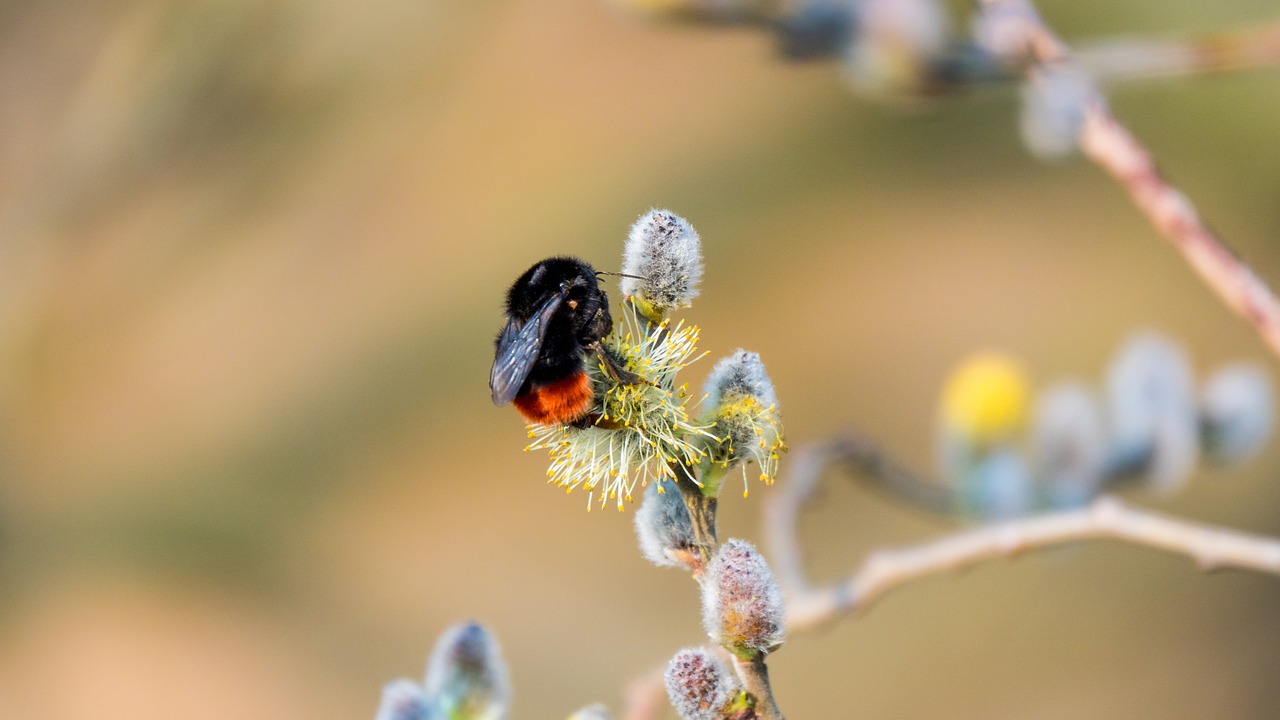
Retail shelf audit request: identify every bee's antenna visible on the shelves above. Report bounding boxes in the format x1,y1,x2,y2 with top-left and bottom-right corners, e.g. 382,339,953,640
596,270,645,281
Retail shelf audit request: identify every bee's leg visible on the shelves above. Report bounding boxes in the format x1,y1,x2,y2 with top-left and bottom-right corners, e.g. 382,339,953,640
587,413,626,430
589,342,648,386
570,412,610,430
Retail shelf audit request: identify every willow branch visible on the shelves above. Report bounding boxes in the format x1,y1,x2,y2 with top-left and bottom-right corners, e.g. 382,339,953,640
1077,104,1280,357
819,433,955,516
769,443,1280,634
734,656,784,720
621,667,667,720
976,0,1280,360
1078,20,1280,83
676,462,719,571
624,439,1280,719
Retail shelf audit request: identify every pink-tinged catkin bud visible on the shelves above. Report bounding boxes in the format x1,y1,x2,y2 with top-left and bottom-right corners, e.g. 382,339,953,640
635,479,699,571
423,621,510,720
377,679,433,720
701,540,785,659
664,647,746,720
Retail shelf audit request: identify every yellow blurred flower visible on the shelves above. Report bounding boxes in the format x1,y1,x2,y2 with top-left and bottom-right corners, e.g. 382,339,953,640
940,352,1030,445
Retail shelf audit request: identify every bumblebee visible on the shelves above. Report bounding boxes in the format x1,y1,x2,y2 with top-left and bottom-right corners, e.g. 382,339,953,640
490,257,640,426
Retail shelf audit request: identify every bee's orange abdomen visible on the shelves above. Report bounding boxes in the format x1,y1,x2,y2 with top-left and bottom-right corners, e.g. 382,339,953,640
513,371,594,425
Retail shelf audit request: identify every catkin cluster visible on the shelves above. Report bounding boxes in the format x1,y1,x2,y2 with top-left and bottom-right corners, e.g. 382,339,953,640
937,331,1273,519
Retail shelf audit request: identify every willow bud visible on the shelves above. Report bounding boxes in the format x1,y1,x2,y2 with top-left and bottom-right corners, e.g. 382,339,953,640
377,679,433,720
702,540,785,659
958,447,1033,520
843,0,949,97
1033,381,1106,509
1020,65,1099,160
622,209,703,322
1200,364,1274,464
702,350,786,496
423,622,510,720
635,479,699,570
1106,332,1198,493
664,647,746,720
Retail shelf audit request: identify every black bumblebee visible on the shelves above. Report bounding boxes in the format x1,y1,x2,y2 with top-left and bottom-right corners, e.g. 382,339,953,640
490,257,640,426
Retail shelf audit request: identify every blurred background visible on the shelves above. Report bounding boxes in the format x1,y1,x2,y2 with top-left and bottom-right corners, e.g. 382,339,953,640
0,0,1279,718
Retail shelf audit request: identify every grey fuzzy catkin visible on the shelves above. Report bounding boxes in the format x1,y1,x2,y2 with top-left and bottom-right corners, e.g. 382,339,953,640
701,349,786,488
702,539,785,658
664,647,741,720
703,350,778,411
1106,332,1198,493
621,209,703,313
844,0,948,96
376,679,433,720
1020,65,1097,160
1200,364,1274,463
955,445,1033,520
1034,381,1106,510
634,479,698,569
424,621,510,720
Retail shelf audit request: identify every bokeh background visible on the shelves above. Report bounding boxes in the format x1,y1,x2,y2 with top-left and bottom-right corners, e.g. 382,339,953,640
1,0,1279,718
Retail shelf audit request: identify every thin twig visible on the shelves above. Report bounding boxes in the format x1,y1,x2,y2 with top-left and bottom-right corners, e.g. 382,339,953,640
733,656,785,720
676,462,719,570
1078,20,1280,83
624,440,1280,719
621,666,668,720
1078,103,1280,358
976,0,1280,360
823,433,956,516
770,443,1280,633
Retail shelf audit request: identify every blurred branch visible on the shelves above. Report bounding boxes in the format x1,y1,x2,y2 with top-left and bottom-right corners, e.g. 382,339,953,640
1078,106,1280,358
1078,20,1280,82
630,0,1280,360
815,433,955,517
977,0,1280,360
624,434,1280,720
768,441,1280,634
622,667,668,720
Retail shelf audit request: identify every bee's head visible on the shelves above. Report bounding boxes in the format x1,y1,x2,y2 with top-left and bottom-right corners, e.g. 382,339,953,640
506,256,600,320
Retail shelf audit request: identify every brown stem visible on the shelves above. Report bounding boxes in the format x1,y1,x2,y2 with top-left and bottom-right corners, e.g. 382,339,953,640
1079,20,1280,83
770,443,1280,634
621,667,667,720
676,463,719,569
974,0,1280,360
733,656,784,720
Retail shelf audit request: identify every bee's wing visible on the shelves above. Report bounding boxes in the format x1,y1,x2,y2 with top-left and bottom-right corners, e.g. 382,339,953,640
490,292,565,406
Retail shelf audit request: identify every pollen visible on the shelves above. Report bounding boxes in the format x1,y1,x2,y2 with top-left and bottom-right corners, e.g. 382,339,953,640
525,306,715,510
700,382,786,500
